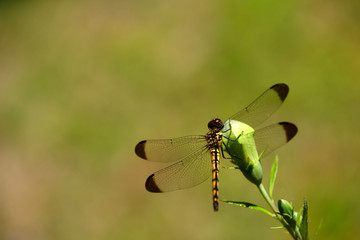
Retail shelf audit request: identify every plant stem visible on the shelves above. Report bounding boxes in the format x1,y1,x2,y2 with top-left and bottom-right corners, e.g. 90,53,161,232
258,183,277,212
257,183,302,240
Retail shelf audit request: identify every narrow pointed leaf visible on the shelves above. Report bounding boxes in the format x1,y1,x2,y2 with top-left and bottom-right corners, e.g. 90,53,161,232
270,226,284,229
313,218,323,240
299,199,309,240
222,200,273,217
296,206,304,228
269,155,278,199
258,146,268,161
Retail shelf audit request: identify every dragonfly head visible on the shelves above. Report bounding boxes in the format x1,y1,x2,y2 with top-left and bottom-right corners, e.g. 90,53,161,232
208,118,224,131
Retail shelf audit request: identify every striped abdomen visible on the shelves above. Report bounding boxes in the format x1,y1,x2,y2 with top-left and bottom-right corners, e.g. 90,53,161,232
210,148,220,211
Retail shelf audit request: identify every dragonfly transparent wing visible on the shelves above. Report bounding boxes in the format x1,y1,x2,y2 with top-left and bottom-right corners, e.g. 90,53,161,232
145,147,212,192
229,83,289,128
254,122,297,157
135,135,207,163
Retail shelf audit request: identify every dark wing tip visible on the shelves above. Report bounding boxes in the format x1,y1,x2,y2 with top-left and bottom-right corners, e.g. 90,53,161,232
279,122,298,142
270,83,289,102
145,174,162,192
135,140,147,159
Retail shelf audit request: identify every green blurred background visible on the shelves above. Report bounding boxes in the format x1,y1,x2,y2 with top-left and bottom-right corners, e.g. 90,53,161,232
0,0,359,239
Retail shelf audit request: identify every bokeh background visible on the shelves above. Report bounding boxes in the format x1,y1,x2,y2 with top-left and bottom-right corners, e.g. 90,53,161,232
1,0,359,239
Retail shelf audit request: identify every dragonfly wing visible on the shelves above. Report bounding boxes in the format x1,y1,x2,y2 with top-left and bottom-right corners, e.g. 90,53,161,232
254,122,297,157
135,135,206,162
145,148,212,192
229,83,289,128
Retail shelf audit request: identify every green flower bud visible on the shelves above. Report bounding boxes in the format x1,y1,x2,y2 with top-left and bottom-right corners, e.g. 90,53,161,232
222,120,263,185
278,199,293,216
278,199,297,228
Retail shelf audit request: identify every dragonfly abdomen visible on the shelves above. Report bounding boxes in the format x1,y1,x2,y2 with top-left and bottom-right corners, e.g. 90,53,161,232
210,148,220,211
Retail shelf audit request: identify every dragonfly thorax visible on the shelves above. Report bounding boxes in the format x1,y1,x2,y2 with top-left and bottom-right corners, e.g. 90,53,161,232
208,118,224,131
206,119,223,151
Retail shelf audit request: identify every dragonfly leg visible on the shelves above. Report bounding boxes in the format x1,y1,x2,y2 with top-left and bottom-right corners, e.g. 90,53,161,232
223,130,244,142
235,130,244,141
221,140,245,162
222,127,231,133
222,132,246,164
221,121,233,133
220,144,232,159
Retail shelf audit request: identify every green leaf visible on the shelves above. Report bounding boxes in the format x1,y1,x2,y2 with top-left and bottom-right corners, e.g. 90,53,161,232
222,200,274,217
270,226,284,229
313,218,323,240
223,166,240,170
269,155,278,199
296,206,303,228
299,199,309,240
258,146,268,161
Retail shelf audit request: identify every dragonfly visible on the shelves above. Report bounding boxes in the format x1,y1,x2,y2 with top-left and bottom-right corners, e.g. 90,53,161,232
135,83,297,211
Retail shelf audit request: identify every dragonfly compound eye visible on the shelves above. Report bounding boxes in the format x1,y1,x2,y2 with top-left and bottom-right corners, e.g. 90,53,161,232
208,118,224,130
